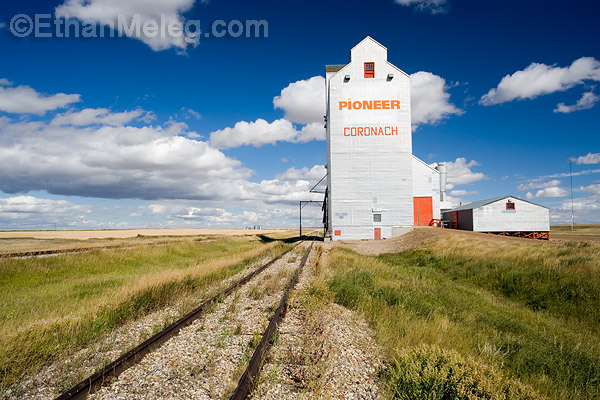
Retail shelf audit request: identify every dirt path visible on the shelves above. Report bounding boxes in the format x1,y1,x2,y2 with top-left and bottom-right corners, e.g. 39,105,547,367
332,227,448,256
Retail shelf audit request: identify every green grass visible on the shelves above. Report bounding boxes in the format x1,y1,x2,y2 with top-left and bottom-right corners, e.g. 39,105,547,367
0,236,288,390
380,245,600,333
322,247,600,399
410,235,600,331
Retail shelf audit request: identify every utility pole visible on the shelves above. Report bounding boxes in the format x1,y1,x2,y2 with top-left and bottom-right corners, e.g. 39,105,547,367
299,202,302,238
569,159,574,232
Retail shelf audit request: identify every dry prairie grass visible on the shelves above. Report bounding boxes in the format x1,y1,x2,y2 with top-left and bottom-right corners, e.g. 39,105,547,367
0,236,290,390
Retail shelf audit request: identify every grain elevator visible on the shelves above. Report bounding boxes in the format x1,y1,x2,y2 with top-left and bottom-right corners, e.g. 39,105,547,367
325,37,448,241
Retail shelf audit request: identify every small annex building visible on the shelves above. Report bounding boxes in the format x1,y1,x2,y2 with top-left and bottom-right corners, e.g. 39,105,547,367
441,196,550,239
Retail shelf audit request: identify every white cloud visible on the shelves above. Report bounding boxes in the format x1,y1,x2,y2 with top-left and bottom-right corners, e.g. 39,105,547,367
537,168,600,179
51,108,146,126
553,183,600,223
439,157,486,189
209,118,325,149
210,119,296,149
579,183,600,195
525,187,568,199
554,90,599,113
0,196,82,215
55,0,197,52
0,78,11,86
0,80,333,229
517,179,561,191
0,196,95,230
296,122,326,142
180,107,201,120
394,0,448,14
480,57,600,105
0,81,80,115
273,76,325,124
573,152,600,165
449,189,477,196
410,71,462,129
0,114,251,200
148,204,168,214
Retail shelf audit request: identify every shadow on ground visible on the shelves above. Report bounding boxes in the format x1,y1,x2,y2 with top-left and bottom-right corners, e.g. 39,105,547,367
257,235,324,244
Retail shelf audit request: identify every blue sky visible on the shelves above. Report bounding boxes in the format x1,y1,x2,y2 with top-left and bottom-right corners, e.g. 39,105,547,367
0,0,598,230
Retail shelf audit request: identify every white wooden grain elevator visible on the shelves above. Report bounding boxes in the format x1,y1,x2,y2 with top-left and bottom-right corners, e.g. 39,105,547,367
325,37,448,241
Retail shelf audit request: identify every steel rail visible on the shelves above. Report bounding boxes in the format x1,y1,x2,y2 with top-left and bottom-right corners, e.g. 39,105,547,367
54,240,302,400
229,236,316,400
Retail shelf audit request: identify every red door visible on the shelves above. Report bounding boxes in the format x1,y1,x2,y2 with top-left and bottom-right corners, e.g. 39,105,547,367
374,228,381,240
413,197,433,226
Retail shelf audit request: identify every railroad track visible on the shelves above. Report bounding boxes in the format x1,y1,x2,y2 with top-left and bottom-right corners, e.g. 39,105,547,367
55,235,317,400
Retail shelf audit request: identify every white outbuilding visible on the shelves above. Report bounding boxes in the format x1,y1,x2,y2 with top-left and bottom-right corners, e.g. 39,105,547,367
441,196,550,239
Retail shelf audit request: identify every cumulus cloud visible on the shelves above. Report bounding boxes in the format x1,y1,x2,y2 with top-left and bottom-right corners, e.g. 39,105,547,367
296,122,326,142
0,81,80,115
439,157,486,189
525,187,568,199
554,90,599,113
578,183,600,197
517,179,561,191
55,0,197,52
0,79,333,229
480,57,600,106
410,71,462,129
51,107,146,126
273,76,325,124
275,165,326,182
553,183,600,223
0,114,252,200
394,0,448,14
573,152,600,165
209,118,325,149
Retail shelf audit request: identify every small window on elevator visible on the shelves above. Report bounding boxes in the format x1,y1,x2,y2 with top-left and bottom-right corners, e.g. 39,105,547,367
506,201,515,210
364,62,374,78
373,213,382,222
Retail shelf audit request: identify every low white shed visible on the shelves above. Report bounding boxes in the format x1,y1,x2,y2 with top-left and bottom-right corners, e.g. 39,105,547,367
442,196,550,239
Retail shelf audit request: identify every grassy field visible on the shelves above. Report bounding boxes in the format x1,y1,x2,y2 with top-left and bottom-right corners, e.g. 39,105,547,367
551,224,600,242
316,232,600,399
551,224,600,234
0,228,297,254
0,234,291,390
